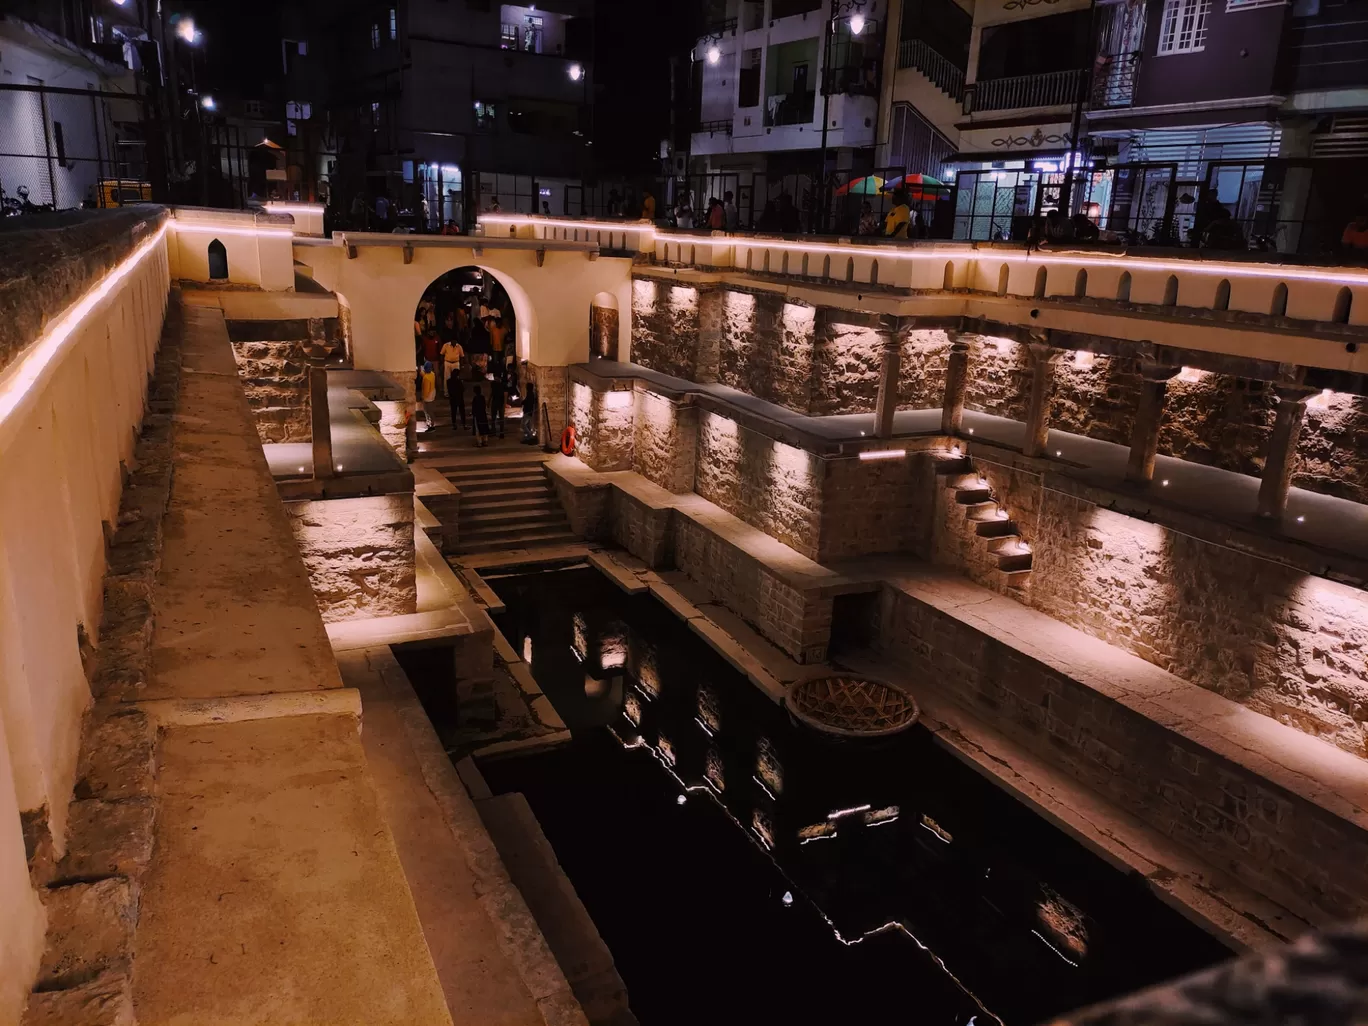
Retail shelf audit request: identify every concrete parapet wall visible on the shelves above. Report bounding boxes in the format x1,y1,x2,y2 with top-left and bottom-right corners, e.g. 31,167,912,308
0,210,170,1024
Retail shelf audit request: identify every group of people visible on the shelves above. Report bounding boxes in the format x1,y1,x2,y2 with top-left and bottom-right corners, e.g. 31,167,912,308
414,292,538,447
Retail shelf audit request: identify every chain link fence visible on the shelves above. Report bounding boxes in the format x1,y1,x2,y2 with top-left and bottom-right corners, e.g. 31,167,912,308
0,83,151,213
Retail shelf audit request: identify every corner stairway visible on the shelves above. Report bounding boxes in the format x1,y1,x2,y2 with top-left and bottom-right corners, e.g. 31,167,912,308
442,454,576,555
934,452,1034,590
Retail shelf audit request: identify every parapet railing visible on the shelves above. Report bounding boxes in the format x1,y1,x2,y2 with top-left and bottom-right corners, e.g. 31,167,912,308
475,214,1368,332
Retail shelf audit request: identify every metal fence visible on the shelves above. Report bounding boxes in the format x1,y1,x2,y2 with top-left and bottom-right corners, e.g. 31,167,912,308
967,68,1087,113
0,83,150,212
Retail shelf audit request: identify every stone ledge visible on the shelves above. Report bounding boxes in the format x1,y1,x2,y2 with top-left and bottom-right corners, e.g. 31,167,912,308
876,563,1368,925
22,967,134,1026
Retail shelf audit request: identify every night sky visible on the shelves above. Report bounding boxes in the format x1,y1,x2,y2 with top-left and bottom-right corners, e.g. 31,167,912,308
184,0,698,176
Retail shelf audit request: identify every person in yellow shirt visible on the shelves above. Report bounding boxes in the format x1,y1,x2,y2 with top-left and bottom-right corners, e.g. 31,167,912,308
641,191,656,221
884,189,911,238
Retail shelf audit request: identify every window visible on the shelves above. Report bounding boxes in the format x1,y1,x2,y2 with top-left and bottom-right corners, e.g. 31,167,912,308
1226,0,1285,8
1156,0,1210,54
370,22,380,48
389,7,397,40
500,22,518,48
245,99,264,117
474,101,496,130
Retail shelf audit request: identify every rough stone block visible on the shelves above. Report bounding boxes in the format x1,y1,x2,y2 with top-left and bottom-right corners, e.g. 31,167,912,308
74,711,156,802
21,967,134,1026
36,878,136,989
55,799,156,883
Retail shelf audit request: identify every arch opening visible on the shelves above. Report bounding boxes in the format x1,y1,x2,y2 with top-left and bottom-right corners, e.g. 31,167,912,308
1214,279,1231,311
1162,275,1179,307
1033,266,1048,299
997,264,1010,297
207,238,228,280
943,261,955,291
1116,271,1132,303
1074,268,1088,299
412,264,530,437
590,291,620,361
1333,286,1352,324
1270,282,1288,317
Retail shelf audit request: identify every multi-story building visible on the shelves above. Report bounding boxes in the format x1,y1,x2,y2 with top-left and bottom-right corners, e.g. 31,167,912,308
282,0,595,226
887,0,1368,250
685,0,891,227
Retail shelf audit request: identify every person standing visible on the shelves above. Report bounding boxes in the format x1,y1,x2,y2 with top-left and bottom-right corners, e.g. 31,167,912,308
489,353,507,439
520,367,539,445
471,384,489,447
641,191,656,221
723,190,739,230
884,189,911,238
707,197,724,229
440,331,466,429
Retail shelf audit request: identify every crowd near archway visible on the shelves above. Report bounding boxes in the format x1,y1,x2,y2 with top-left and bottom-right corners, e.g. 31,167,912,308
412,266,536,444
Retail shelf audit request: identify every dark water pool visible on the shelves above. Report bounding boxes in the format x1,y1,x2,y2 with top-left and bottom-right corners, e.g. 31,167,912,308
476,566,1229,1026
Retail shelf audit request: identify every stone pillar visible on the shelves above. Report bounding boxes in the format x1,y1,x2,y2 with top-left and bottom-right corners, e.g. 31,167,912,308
310,367,334,478
1124,363,1180,484
696,286,723,384
1256,384,1314,520
941,335,970,435
873,332,901,439
1022,343,1061,458
532,363,569,449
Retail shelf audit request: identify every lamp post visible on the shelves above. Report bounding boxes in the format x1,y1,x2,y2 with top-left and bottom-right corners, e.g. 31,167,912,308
817,0,868,234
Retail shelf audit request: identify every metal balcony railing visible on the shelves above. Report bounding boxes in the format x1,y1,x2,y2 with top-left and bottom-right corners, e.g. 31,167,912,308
897,38,966,103
1092,52,1141,109
967,67,1086,113
696,118,734,135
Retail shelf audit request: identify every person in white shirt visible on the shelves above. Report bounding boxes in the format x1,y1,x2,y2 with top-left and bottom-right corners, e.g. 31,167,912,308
441,335,466,429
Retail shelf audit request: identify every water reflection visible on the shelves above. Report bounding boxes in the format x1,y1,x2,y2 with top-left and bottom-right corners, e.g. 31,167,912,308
489,567,1229,1025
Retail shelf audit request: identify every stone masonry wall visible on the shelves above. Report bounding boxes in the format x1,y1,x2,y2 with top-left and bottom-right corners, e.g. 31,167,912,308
590,304,620,360
570,382,634,472
808,315,887,416
630,279,700,379
818,452,938,562
898,328,953,412
530,363,569,447
694,411,823,560
226,317,344,444
633,390,697,493
283,495,416,622
717,292,817,411
940,455,1368,757
876,583,1368,923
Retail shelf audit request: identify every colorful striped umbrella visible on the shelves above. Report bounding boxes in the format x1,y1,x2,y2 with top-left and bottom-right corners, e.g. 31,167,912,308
882,173,951,201
833,175,886,197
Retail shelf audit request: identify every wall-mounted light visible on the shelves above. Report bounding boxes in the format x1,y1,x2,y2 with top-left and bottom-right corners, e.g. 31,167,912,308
568,63,583,81
706,45,720,64
175,16,198,43
849,13,866,34
200,95,215,110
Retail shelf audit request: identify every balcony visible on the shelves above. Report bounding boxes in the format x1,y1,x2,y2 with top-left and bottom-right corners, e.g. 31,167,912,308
696,118,734,136
1092,52,1141,109
897,38,965,103
765,90,815,126
966,67,1086,113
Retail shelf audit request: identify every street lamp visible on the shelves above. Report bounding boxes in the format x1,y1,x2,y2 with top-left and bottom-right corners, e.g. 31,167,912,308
816,0,869,231
706,45,720,65
175,16,196,43
568,63,583,81
201,95,215,110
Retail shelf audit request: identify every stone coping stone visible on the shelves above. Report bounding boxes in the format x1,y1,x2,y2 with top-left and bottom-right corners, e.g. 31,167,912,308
0,206,167,376
882,564,1368,842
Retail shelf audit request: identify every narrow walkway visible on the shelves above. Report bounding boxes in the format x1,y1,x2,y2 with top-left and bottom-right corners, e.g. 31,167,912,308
582,360,1368,560
129,304,453,1024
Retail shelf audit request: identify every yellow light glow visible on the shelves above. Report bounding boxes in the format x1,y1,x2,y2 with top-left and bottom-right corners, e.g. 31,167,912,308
173,224,295,239
0,223,167,437
860,449,907,461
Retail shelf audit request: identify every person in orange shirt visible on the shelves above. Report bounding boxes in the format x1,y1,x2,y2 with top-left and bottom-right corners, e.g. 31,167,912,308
1343,213,1368,254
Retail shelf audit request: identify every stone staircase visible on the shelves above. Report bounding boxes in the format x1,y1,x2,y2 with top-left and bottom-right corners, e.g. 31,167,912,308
935,452,1033,589
445,454,577,555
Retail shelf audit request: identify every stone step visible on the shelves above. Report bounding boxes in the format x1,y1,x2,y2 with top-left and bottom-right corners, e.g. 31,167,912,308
955,486,994,505
432,455,550,474
451,472,549,493
447,463,548,480
459,495,559,516
973,517,1018,539
458,483,553,503
457,528,579,554
933,454,972,476
461,509,569,531
1001,567,1033,589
